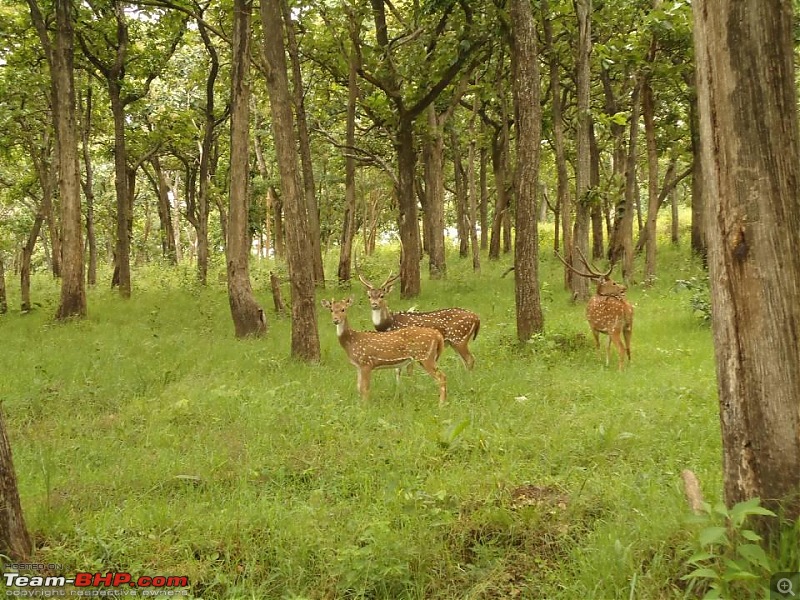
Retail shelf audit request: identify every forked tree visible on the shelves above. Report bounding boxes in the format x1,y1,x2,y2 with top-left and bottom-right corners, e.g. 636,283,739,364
694,0,800,521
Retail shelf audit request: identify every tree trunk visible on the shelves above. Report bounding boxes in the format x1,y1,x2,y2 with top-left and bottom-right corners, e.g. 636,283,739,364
590,122,604,260
280,0,325,287
196,18,222,285
21,212,45,313
452,128,469,258
0,408,32,560
543,0,573,288
226,0,266,339
109,83,132,297
50,0,85,318
338,31,359,284
571,0,592,301
396,117,422,298
0,256,7,314
423,106,447,278
670,185,679,244
149,158,177,264
609,80,641,282
467,98,480,272
79,86,97,286
510,0,544,341
642,76,659,282
687,72,707,263
479,145,489,251
261,0,320,359
489,122,509,260
694,0,800,521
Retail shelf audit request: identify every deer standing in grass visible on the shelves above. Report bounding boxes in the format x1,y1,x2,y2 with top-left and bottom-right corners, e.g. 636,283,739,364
320,297,448,405
358,273,481,369
555,249,634,370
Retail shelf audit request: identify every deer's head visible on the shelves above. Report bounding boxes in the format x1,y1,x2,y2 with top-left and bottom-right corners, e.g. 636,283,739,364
321,297,354,326
555,248,626,297
358,272,400,309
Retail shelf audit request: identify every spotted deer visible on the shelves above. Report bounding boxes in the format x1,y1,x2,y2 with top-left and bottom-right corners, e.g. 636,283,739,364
555,249,634,370
358,273,481,369
320,297,448,405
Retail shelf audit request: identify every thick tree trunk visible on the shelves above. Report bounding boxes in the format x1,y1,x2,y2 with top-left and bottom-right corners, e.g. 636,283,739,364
510,0,544,341
51,0,85,319
670,186,679,244
0,408,32,561
280,0,325,287
694,0,800,521
423,106,447,278
261,0,320,359
226,0,266,339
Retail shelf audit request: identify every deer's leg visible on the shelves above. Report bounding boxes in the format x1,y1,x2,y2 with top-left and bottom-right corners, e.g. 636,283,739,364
420,359,447,406
452,339,476,370
623,325,632,363
358,366,371,400
610,331,626,370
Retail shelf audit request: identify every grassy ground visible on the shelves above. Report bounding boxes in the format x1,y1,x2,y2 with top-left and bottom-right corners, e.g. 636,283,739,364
0,233,724,598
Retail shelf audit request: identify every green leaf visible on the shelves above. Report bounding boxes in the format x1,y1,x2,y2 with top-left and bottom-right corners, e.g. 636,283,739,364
687,551,716,564
698,526,729,547
681,567,720,581
736,543,772,570
729,497,777,528
740,529,762,542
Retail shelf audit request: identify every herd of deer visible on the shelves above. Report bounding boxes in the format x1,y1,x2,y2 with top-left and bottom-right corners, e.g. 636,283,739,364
320,251,634,404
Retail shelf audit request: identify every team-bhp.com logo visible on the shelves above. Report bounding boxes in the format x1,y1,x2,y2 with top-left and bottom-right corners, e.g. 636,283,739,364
4,571,189,596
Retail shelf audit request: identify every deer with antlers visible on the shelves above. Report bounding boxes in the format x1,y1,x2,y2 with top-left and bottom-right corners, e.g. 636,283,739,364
358,273,481,369
555,249,634,370
320,297,448,405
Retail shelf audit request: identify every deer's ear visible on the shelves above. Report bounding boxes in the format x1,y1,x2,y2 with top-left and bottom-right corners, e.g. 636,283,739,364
384,283,395,294
346,296,354,307
321,299,331,309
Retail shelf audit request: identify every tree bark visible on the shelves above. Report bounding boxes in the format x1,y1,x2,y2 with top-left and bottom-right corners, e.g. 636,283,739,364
571,0,592,301
337,25,359,284
148,158,177,264
79,85,97,286
21,211,45,313
452,128,469,258
423,106,447,278
280,0,325,287
0,256,7,314
261,0,320,360
226,0,266,339
543,0,573,288
510,0,544,341
694,0,800,521
0,407,32,561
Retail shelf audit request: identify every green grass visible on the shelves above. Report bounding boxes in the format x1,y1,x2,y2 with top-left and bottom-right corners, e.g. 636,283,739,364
0,234,725,599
